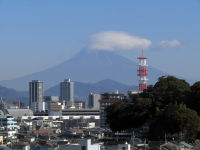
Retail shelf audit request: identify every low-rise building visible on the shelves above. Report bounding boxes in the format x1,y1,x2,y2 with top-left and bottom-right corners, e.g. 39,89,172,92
160,144,177,150
65,139,101,150
0,136,3,144
62,109,100,116
0,115,18,139
118,142,131,150
127,91,139,102
11,142,30,150
99,92,126,128
44,96,60,110
48,101,64,116
180,141,193,150
74,101,84,110
7,109,33,119
99,99,119,128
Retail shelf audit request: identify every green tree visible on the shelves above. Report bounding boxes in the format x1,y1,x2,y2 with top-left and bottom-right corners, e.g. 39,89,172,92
105,76,200,142
106,101,129,132
106,98,153,132
187,81,200,115
152,76,191,108
149,104,200,142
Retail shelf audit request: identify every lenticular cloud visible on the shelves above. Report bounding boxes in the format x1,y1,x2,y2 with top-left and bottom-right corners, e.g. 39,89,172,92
159,40,181,48
89,31,152,51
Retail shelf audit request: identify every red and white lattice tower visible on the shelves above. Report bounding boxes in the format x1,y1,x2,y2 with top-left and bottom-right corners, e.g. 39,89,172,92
137,49,148,92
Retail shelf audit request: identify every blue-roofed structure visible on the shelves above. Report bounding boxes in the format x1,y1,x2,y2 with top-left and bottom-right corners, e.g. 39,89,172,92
180,141,193,149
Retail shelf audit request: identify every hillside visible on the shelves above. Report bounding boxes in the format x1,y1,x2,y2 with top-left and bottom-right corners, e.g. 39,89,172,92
0,50,166,91
0,79,137,104
45,79,138,100
0,85,28,104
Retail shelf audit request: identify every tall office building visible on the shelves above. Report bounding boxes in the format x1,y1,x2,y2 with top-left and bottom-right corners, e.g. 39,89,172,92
29,80,45,112
60,78,74,106
88,93,100,109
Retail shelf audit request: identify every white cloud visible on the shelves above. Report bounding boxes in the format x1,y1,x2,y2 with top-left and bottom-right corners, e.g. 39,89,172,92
159,40,181,48
89,31,152,51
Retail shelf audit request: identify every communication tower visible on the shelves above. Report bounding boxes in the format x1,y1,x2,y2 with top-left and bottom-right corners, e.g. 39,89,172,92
137,49,148,92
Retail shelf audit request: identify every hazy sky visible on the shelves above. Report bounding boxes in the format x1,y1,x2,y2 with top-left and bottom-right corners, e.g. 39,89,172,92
0,0,200,82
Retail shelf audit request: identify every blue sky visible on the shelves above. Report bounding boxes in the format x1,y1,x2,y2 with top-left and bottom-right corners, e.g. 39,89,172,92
0,0,200,82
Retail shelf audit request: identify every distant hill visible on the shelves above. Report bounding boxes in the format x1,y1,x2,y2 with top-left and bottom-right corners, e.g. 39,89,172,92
45,79,138,101
0,85,28,104
0,79,137,104
0,50,167,91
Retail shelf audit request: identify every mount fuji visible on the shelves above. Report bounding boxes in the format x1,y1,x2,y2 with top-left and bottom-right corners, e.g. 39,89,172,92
0,50,167,91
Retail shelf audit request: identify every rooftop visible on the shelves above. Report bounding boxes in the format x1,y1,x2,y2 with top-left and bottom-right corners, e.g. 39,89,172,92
99,99,119,103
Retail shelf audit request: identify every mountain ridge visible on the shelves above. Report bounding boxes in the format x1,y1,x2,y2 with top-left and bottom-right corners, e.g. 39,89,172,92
0,85,28,104
45,78,138,101
0,50,167,91
0,79,138,104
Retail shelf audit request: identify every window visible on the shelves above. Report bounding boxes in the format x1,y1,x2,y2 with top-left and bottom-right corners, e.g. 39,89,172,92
81,146,86,150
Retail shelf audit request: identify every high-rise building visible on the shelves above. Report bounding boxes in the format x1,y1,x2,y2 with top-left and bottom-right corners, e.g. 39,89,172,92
88,93,100,109
29,80,45,112
60,78,74,106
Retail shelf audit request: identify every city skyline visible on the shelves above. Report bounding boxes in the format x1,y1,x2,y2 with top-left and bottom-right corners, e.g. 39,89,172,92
0,0,200,82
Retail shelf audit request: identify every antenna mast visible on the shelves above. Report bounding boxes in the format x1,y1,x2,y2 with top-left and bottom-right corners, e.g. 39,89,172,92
137,49,148,92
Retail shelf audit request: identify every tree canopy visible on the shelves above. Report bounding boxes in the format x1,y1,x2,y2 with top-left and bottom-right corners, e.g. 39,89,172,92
149,103,200,141
105,76,200,141
106,98,153,132
142,76,191,108
187,81,200,115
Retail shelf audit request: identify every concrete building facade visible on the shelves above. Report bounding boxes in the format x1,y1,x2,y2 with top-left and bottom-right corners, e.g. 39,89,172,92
29,80,45,112
99,92,126,128
74,101,84,110
88,93,100,109
65,139,101,150
48,101,64,116
60,78,74,106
